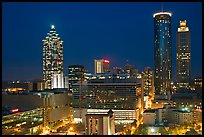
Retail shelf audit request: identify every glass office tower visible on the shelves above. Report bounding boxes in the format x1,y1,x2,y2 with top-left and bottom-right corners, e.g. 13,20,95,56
42,25,63,89
153,12,172,99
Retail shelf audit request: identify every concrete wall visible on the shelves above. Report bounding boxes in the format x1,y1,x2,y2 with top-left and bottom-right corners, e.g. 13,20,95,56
143,113,156,125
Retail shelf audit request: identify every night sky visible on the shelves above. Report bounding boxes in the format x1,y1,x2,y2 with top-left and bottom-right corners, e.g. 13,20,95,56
2,2,202,81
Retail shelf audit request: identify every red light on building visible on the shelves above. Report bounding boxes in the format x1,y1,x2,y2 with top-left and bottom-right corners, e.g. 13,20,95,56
11,108,19,113
104,60,110,63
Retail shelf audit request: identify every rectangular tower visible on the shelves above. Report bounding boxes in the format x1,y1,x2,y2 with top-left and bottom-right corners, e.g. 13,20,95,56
94,59,110,74
141,67,154,100
176,20,191,91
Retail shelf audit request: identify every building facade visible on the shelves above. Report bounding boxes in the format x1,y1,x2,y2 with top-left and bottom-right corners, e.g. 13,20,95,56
42,25,63,89
153,12,172,99
2,108,44,135
168,110,193,125
143,109,156,125
72,82,138,110
176,20,191,90
193,77,202,90
68,65,84,82
142,67,154,100
2,90,73,127
124,64,138,77
94,59,110,74
85,109,115,135
51,73,64,89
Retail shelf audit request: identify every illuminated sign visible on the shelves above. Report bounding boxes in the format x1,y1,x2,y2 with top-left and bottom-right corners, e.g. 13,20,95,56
11,108,19,113
104,60,110,63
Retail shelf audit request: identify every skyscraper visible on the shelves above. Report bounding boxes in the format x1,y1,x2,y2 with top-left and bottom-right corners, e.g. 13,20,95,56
176,20,191,90
124,64,138,77
94,59,110,74
141,67,154,100
42,25,63,89
153,12,172,99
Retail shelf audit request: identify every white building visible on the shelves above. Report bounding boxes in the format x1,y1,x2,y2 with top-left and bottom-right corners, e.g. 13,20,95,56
51,73,64,89
73,108,136,125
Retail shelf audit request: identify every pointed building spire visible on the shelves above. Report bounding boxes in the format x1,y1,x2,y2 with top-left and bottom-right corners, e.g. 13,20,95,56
51,25,55,29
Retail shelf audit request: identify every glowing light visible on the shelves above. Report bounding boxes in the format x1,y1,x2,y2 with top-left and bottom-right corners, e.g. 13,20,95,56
12,108,19,113
104,60,110,63
131,126,135,130
69,127,73,131
51,25,55,29
151,128,155,132
153,12,172,18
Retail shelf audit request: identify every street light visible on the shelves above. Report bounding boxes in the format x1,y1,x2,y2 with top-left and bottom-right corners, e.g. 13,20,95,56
69,127,73,131
150,128,155,135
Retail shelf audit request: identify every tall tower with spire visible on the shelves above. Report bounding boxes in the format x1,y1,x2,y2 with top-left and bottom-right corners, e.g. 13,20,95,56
153,12,172,100
42,25,63,89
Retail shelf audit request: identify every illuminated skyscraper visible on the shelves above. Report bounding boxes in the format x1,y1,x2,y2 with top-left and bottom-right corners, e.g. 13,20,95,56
94,59,110,74
153,12,172,99
142,67,154,100
42,25,63,89
176,20,191,90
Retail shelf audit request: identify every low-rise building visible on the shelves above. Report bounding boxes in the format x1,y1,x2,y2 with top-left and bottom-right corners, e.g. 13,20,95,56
168,109,193,125
2,89,73,127
193,108,202,124
73,108,136,125
143,109,156,125
85,109,115,135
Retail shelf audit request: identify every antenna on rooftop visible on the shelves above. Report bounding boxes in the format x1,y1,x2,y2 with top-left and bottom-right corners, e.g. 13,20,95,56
161,2,163,12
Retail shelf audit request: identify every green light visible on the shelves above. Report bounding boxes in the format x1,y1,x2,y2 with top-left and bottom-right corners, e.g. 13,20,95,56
104,119,108,123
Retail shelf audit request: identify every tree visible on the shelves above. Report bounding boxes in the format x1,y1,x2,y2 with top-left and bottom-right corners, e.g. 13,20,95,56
185,128,199,135
195,125,201,130
134,124,148,135
158,127,169,135
131,119,137,127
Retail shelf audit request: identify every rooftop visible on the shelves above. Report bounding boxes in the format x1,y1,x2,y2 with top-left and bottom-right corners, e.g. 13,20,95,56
153,12,172,18
143,109,156,113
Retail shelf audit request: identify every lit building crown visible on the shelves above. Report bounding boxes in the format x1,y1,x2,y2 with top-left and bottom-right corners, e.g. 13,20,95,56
153,12,172,18
51,25,55,29
178,20,189,32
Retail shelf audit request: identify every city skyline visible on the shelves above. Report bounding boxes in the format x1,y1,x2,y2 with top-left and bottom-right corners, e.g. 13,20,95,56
2,2,202,81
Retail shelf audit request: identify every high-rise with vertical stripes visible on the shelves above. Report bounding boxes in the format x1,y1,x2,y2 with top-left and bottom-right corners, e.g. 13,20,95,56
153,12,172,99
